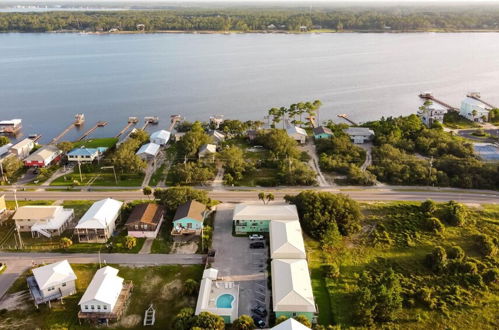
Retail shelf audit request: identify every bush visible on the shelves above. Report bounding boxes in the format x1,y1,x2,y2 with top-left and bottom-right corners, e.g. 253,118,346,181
483,268,499,284
425,246,447,273
322,263,340,279
425,217,445,234
443,201,467,226
476,234,498,257
420,200,436,215
447,246,465,261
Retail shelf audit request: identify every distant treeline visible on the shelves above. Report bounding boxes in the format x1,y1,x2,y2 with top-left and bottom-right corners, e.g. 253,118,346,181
2,7,499,32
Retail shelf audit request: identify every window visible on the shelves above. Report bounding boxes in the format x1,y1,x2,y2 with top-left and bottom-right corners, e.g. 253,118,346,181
85,305,88,310
103,305,107,310
134,224,138,230
48,286,54,291
91,305,95,310
292,313,297,317
97,305,101,310
62,282,66,287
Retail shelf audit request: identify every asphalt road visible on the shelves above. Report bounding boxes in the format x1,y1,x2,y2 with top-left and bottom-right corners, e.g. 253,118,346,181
2,187,498,204
0,252,204,302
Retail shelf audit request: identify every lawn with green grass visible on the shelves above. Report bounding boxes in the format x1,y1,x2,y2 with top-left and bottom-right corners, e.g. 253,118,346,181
51,172,143,187
443,112,480,129
306,201,499,328
72,137,118,149
151,217,174,254
1,263,203,329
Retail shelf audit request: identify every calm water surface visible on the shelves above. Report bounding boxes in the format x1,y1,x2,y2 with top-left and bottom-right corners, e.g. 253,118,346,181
1,33,499,143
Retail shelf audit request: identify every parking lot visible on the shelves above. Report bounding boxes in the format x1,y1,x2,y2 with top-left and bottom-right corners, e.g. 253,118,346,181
212,203,270,324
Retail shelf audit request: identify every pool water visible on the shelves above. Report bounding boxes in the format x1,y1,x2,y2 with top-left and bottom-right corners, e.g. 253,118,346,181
216,294,235,308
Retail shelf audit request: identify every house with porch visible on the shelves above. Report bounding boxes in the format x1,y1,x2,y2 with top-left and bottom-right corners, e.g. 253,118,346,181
271,258,316,322
125,203,164,238
344,127,375,144
74,198,123,243
313,126,333,140
232,204,299,234
171,200,207,235
9,138,35,159
269,220,306,259
78,266,133,325
136,142,160,160
150,130,171,146
67,147,107,163
13,205,74,238
460,97,490,122
27,260,77,308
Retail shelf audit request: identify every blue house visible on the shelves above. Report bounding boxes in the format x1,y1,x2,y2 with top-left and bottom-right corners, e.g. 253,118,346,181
313,126,333,140
171,200,207,235
67,147,107,163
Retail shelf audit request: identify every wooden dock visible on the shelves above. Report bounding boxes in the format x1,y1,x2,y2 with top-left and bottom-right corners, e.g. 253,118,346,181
419,93,458,111
141,116,159,130
467,92,497,109
50,114,86,144
169,115,182,131
337,114,358,126
77,121,108,141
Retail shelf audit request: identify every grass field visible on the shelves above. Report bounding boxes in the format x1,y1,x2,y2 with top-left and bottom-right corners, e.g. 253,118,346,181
443,112,480,129
72,137,118,149
306,201,499,328
50,172,143,187
151,217,173,254
1,264,203,330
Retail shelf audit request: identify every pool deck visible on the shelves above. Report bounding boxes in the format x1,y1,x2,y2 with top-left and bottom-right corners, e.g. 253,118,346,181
204,281,239,322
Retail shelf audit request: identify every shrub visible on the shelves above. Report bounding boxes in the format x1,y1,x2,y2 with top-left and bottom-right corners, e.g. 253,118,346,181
124,236,137,250
483,268,499,284
425,246,447,273
322,263,340,279
420,200,437,215
476,234,498,257
447,246,465,261
443,201,467,226
425,217,445,234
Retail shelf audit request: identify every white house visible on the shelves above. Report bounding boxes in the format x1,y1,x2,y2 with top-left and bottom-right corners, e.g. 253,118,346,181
344,127,375,144
233,203,300,234
9,138,35,159
150,130,171,145
136,143,160,160
417,106,446,127
270,220,306,259
286,126,307,144
13,205,74,238
208,130,226,144
67,147,107,163
460,97,490,122
74,198,123,243
27,260,77,307
272,318,311,330
79,266,124,314
198,144,217,158
271,259,316,320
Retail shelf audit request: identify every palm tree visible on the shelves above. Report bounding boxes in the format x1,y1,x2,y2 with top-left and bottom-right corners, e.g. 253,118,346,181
279,106,288,128
258,192,265,204
266,193,275,204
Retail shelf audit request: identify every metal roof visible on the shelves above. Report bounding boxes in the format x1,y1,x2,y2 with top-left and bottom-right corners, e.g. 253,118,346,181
270,220,306,259
32,260,77,290
136,143,160,157
233,204,299,221
150,130,171,142
79,266,123,306
272,319,311,330
75,198,123,229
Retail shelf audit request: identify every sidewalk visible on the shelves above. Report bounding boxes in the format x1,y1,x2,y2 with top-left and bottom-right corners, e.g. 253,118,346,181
138,237,154,254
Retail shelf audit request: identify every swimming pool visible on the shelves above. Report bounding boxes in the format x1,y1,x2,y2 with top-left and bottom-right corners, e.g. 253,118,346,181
216,294,235,308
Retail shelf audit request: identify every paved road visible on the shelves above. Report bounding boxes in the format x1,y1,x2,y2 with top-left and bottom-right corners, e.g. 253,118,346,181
0,252,204,301
2,187,498,204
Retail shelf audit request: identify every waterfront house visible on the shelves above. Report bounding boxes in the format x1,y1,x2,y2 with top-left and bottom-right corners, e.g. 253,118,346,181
417,106,446,127
272,318,311,330
24,145,62,167
209,115,225,129
150,130,171,146
0,119,22,134
136,142,160,160
208,130,226,144
460,97,490,122
270,220,306,259
195,268,239,323
344,127,375,144
232,204,299,234
67,147,107,163
174,132,186,142
312,126,333,140
171,200,207,235
198,144,217,158
74,198,123,243
78,266,133,324
13,205,74,238
0,143,13,159
9,138,35,159
125,203,164,238
271,259,316,322
286,126,307,144
27,260,77,308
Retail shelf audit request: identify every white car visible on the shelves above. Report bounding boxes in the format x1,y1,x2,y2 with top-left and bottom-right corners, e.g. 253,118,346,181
249,234,264,240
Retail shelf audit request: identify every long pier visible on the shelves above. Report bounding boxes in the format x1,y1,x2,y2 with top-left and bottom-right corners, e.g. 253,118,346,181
467,92,497,109
337,114,358,126
169,115,182,132
77,121,108,141
50,123,76,144
419,93,458,111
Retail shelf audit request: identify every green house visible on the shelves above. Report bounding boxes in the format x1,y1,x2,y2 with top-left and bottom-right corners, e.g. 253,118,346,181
232,204,299,234
313,126,333,140
171,200,207,236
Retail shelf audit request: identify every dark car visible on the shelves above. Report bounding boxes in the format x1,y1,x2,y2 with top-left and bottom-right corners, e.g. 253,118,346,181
252,316,266,329
251,306,268,317
250,242,265,249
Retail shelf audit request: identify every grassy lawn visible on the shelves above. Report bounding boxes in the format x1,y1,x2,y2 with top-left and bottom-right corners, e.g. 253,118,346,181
149,163,167,186
151,217,173,254
306,201,499,328
1,263,203,329
237,167,279,187
72,137,118,149
443,112,480,129
51,172,143,187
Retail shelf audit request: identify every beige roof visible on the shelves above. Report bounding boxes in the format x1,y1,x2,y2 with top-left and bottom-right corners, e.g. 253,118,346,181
13,205,60,220
32,260,77,290
25,145,61,162
10,138,34,150
270,220,306,259
233,204,299,222
271,259,316,313
272,318,311,330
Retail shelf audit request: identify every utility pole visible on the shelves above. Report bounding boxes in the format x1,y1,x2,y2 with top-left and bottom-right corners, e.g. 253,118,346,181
77,161,83,182
428,156,434,186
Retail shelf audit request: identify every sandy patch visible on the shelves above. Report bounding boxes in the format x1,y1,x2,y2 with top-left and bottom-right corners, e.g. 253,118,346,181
160,279,183,300
171,241,198,254
115,314,141,328
141,275,162,294
0,291,31,311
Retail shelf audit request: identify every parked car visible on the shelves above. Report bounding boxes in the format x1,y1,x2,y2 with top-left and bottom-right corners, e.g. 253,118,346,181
250,242,265,249
252,316,266,329
251,306,268,317
249,234,264,240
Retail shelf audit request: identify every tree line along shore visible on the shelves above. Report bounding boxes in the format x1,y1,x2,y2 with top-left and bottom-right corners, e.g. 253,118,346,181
3,7,499,33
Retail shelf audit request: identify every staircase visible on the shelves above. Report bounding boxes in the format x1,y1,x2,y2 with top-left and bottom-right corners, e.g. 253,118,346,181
32,227,51,238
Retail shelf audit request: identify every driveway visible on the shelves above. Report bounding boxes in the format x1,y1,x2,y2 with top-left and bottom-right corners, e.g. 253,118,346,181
212,204,269,321
300,141,330,187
